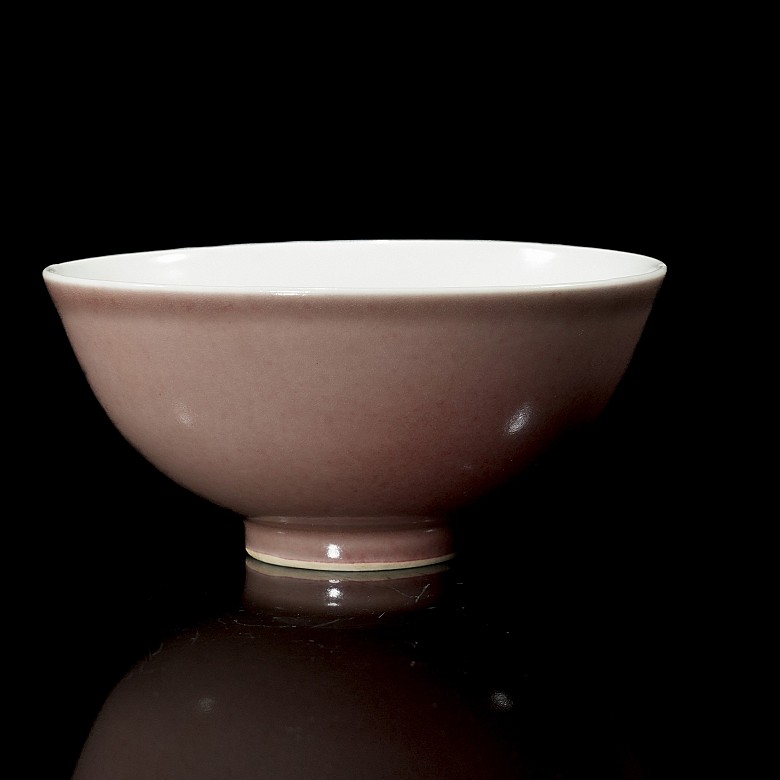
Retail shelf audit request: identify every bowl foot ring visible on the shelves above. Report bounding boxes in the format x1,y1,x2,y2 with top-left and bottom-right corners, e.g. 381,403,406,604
245,515,454,572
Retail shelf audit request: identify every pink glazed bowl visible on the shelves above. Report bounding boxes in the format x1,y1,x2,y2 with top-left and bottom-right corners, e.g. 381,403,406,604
43,240,666,571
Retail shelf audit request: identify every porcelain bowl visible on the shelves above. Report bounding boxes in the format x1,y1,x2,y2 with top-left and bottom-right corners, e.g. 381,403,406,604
43,240,666,570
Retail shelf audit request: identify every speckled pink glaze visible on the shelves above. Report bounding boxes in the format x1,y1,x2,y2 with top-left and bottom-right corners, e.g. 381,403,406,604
43,241,666,570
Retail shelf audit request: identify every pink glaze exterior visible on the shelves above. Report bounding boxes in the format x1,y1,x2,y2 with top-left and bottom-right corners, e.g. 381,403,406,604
44,243,665,570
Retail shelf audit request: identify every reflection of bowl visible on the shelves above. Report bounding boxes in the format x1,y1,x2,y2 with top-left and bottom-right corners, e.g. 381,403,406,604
244,558,448,622
71,614,524,779
43,240,666,570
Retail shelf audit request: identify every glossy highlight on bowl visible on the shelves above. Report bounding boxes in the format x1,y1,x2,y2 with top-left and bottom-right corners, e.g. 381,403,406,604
43,240,666,570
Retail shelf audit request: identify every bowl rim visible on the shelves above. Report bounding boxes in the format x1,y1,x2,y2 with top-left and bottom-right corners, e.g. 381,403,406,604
42,239,667,296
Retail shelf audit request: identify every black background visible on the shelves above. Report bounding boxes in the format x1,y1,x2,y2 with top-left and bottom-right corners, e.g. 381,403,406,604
15,22,735,779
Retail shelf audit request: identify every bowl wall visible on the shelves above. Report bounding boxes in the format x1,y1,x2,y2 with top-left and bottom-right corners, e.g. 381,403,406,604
44,241,666,569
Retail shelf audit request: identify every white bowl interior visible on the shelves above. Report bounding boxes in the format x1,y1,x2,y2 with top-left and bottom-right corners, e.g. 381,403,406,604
44,240,665,292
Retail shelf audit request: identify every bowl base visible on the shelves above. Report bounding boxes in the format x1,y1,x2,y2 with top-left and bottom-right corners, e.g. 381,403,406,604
244,515,455,571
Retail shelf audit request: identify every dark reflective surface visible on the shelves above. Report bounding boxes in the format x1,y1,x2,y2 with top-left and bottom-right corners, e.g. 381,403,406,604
39,492,680,780
74,561,525,779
